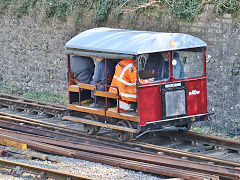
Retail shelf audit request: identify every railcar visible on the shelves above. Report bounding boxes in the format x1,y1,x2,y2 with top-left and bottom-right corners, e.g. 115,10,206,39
64,27,212,141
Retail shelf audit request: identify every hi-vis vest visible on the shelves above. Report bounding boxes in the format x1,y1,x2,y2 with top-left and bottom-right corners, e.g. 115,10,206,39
109,59,150,102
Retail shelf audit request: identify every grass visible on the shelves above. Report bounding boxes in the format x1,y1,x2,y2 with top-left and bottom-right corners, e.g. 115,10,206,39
191,125,240,140
0,87,68,106
21,91,68,105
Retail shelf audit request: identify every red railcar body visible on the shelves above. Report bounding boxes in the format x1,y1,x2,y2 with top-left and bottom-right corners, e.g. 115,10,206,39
64,27,213,141
138,78,208,126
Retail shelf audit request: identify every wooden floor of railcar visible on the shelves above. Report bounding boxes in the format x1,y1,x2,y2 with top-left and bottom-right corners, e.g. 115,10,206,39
72,101,138,116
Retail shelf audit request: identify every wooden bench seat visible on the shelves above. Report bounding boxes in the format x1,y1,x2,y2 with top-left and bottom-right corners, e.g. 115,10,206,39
68,83,119,99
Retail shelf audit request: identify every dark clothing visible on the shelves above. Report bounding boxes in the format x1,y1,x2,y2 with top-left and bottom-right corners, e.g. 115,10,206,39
145,52,162,70
161,60,169,79
92,59,116,85
145,52,169,80
173,52,185,79
70,56,95,84
145,52,185,80
90,59,117,98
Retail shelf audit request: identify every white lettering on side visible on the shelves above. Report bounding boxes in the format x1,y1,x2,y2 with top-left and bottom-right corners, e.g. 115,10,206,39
189,90,200,96
165,83,181,88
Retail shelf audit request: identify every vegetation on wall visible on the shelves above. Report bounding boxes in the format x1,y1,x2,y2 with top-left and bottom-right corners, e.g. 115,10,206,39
168,0,203,22
210,0,239,15
0,0,239,23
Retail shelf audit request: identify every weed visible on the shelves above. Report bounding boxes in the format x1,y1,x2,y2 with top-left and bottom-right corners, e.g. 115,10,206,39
45,45,49,54
21,90,68,105
0,85,67,105
169,0,203,22
0,0,12,14
1,0,239,23
93,0,113,24
44,0,70,20
210,0,239,16
13,0,38,18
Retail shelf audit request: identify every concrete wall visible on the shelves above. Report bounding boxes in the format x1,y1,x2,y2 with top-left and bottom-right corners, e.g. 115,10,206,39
0,5,239,133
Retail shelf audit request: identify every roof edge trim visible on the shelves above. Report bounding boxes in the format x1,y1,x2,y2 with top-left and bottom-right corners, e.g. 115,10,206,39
65,49,134,59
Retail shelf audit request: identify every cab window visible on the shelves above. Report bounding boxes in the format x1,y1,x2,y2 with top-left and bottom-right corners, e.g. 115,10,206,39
174,47,204,79
138,51,170,83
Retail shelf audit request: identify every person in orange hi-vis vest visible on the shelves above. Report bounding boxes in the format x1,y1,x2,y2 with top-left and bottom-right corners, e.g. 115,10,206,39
109,59,153,102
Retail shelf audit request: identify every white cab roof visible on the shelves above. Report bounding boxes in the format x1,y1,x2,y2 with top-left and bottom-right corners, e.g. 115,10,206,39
65,27,207,55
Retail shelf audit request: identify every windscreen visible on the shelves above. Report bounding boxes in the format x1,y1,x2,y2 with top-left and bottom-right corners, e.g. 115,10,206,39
138,48,204,83
173,47,204,79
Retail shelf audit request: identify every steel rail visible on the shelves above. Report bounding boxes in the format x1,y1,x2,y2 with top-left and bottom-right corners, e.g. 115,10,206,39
0,113,148,153
0,129,239,179
1,94,238,152
179,131,240,151
0,112,240,169
0,97,66,111
0,119,238,179
0,112,86,135
128,141,240,168
0,93,67,109
0,133,75,157
0,94,238,151
157,130,240,151
0,96,239,179
0,158,93,180
73,150,219,180
0,95,67,116
0,129,219,180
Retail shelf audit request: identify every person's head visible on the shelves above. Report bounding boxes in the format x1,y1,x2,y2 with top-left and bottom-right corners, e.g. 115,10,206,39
160,51,169,60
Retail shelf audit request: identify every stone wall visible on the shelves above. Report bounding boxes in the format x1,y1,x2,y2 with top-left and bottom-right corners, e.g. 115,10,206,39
0,17,73,95
0,5,239,133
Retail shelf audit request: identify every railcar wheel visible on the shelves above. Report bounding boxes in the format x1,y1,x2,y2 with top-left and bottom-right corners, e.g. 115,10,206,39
178,123,192,131
83,115,100,135
115,120,133,142
185,123,191,131
125,121,134,141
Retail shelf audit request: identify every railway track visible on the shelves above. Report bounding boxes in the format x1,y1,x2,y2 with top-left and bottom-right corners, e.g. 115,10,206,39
0,158,93,180
0,93,239,179
0,110,239,166
0,93,67,116
0,127,238,180
160,130,240,151
0,112,239,179
0,93,239,152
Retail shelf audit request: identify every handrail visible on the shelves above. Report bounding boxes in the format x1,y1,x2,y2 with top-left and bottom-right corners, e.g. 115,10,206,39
94,91,119,99
77,83,95,91
68,83,120,113
94,84,120,113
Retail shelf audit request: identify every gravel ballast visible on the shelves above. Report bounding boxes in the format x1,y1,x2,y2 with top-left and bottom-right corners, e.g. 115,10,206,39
0,154,164,180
